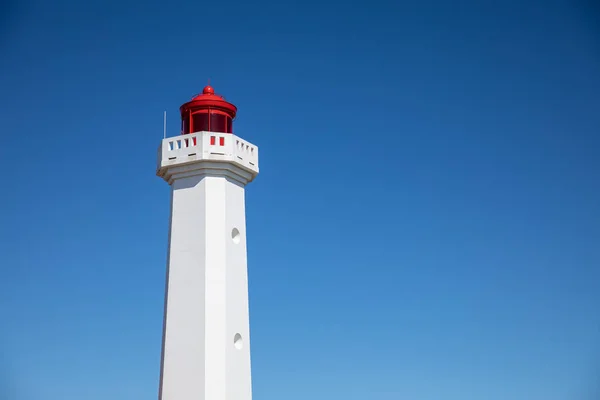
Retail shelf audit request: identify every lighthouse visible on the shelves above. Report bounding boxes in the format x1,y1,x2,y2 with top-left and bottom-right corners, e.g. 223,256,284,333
156,85,259,400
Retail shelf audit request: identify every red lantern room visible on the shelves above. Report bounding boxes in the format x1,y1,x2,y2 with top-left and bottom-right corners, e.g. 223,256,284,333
180,85,237,135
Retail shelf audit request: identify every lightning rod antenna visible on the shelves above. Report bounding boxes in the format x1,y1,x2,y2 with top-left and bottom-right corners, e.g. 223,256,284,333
163,111,167,139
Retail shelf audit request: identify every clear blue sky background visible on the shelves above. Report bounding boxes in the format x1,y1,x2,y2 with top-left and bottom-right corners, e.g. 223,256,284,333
1,0,599,399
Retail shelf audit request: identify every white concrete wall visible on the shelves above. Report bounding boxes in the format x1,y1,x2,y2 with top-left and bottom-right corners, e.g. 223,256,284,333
159,172,252,400
224,180,252,400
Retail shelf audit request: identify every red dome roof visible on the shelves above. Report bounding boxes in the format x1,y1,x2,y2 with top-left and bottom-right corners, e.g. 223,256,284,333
180,85,237,118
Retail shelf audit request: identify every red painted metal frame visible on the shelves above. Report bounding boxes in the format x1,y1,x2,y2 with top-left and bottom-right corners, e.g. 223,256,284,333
180,85,237,135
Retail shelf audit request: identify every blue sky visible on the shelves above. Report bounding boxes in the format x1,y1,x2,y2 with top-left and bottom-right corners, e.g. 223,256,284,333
1,0,599,399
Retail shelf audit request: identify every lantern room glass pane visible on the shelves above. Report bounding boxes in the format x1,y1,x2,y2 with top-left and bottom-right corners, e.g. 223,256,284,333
226,117,233,133
192,113,209,133
210,113,227,133
182,116,190,134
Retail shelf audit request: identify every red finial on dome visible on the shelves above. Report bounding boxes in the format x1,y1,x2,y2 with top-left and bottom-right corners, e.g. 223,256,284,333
202,85,214,95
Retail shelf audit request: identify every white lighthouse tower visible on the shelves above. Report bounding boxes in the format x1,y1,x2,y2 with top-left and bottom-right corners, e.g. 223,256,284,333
156,85,259,400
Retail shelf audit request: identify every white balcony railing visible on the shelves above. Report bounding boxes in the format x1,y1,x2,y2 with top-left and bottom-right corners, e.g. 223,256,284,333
157,131,259,176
